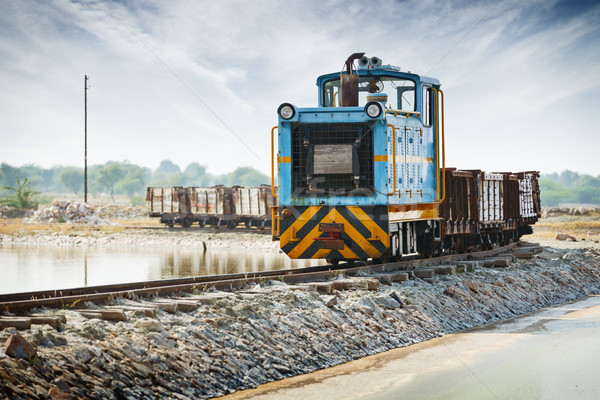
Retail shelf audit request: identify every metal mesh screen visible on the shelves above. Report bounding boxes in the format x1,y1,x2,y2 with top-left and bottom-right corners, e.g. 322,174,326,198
291,122,374,197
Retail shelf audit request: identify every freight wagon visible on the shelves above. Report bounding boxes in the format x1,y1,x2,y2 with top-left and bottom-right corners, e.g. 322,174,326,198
146,185,276,229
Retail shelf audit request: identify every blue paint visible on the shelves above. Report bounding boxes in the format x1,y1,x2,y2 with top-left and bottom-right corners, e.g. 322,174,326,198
277,62,442,209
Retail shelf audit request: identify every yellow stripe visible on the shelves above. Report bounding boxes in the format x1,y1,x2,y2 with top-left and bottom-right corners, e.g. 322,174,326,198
281,206,321,254
374,155,388,162
287,219,325,259
278,156,291,163
401,156,434,164
330,209,381,258
347,206,389,246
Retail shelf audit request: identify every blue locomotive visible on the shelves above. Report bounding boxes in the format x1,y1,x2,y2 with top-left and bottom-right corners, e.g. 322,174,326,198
271,53,539,263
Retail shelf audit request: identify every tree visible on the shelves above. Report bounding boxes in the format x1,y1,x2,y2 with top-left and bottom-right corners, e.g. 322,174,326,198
539,178,573,207
59,168,84,194
156,160,180,175
184,163,211,186
96,162,125,202
118,166,149,197
225,167,269,186
0,177,40,209
558,170,579,188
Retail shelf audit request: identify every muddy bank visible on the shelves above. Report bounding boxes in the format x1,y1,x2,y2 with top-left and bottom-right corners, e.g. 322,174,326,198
1,245,600,399
0,229,278,252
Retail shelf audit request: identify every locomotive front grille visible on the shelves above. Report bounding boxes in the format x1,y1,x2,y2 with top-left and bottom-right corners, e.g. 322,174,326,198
291,122,374,197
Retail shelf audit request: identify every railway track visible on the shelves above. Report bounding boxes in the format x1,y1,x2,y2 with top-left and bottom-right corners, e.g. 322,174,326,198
0,243,530,314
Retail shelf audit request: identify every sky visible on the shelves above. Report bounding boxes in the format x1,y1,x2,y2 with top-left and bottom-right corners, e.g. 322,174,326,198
1,0,599,176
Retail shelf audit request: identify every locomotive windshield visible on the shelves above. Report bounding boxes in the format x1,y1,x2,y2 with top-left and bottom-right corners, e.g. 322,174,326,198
322,76,416,110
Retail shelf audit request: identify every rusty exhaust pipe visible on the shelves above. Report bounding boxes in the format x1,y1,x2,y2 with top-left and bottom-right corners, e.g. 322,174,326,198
340,52,364,107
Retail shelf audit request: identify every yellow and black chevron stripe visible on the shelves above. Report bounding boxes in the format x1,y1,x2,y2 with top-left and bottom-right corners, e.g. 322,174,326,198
279,206,389,260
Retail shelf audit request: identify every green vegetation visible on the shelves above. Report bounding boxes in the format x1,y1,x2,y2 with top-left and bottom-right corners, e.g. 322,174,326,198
0,161,270,207
0,177,41,209
541,170,600,207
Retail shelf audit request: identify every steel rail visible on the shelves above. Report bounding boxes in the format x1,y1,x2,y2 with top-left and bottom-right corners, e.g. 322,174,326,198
0,243,518,314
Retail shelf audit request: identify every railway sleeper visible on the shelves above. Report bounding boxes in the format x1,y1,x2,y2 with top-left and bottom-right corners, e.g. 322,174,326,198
0,315,67,331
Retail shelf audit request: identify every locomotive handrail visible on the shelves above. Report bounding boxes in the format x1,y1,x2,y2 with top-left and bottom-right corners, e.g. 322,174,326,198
385,108,421,118
440,89,446,203
387,124,397,196
433,89,440,201
433,89,446,203
270,126,279,199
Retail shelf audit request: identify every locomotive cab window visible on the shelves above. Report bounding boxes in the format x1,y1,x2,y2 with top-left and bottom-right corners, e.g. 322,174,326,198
422,86,434,127
323,76,415,110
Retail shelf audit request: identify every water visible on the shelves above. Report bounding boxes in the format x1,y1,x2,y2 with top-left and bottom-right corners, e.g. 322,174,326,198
0,244,324,295
228,296,600,400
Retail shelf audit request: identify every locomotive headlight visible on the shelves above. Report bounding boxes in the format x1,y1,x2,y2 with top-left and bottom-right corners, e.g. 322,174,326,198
365,101,383,118
278,103,296,120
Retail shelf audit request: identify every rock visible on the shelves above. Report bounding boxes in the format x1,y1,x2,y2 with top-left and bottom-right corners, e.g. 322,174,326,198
320,295,338,307
48,386,71,400
4,334,37,359
556,233,577,242
355,296,383,316
374,294,401,309
135,318,163,332
24,200,113,225
462,280,481,293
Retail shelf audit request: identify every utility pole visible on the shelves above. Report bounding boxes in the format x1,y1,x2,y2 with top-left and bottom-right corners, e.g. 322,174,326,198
84,75,89,203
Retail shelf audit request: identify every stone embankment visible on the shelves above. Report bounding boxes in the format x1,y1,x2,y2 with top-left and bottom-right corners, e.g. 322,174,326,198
2,245,600,399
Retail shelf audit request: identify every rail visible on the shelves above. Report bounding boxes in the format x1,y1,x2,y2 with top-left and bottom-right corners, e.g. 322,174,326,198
0,243,519,314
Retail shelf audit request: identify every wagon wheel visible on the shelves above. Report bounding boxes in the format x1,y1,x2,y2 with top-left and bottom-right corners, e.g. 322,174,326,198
245,220,252,229
326,258,339,267
227,220,238,229
198,220,205,228
182,219,192,228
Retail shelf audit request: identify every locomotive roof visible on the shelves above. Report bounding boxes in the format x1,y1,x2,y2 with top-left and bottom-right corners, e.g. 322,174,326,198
316,67,440,87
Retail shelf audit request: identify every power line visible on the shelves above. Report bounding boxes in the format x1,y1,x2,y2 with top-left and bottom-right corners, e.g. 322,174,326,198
97,0,260,159
426,0,501,75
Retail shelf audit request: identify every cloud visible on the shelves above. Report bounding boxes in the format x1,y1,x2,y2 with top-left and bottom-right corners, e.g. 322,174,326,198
0,0,599,175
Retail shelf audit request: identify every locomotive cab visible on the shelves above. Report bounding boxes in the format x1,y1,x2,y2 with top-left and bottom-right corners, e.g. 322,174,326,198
271,53,445,263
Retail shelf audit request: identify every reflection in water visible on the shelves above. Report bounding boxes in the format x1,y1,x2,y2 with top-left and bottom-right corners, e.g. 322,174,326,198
0,244,324,294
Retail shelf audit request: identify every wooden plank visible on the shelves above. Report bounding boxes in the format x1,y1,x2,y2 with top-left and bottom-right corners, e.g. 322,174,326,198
0,318,31,330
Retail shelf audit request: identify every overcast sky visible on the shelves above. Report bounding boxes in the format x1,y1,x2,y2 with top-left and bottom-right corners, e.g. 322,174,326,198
1,0,599,176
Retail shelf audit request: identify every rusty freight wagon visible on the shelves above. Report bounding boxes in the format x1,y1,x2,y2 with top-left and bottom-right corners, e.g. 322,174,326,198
146,185,276,229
